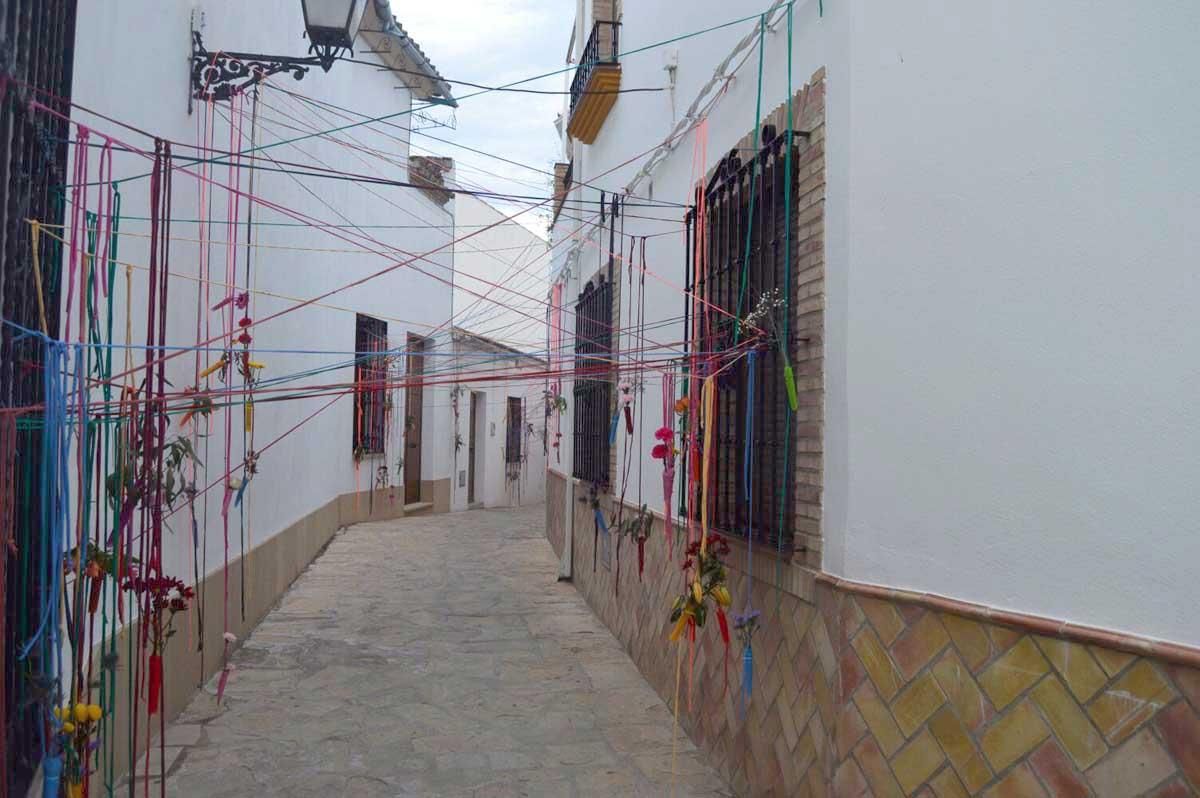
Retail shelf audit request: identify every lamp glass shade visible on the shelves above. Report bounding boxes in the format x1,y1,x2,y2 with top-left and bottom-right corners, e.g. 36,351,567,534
301,0,366,48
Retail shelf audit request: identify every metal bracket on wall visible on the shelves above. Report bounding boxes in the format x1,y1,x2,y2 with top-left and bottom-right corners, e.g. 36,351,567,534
190,30,316,104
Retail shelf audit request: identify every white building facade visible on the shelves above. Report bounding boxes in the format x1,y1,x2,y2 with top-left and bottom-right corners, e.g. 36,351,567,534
53,0,460,776
452,193,550,352
446,328,548,512
545,1,1200,793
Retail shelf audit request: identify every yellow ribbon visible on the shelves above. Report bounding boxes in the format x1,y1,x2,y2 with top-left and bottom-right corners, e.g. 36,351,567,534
199,357,226,380
27,220,49,335
699,375,715,558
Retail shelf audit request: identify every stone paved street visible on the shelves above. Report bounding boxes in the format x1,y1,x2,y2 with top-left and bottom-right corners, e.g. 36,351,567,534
149,504,733,797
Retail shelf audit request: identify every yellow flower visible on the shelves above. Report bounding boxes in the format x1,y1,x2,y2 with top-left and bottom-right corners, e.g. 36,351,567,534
711,585,732,608
52,706,62,719
87,704,103,722
73,703,89,723
668,612,690,642
62,721,76,734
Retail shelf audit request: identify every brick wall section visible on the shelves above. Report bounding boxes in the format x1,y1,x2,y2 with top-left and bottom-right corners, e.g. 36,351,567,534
409,155,452,207
593,0,616,22
552,161,570,224
789,74,827,568
546,64,1200,797
697,76,825,565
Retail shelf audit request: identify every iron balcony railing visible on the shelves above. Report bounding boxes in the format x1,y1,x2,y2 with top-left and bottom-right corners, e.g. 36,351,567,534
569,20,620,116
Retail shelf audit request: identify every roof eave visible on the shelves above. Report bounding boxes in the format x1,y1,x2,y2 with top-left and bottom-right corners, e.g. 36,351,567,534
361,0,458,107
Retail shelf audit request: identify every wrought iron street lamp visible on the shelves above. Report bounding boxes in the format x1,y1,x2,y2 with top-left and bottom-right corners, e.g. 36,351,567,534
191,0,366,102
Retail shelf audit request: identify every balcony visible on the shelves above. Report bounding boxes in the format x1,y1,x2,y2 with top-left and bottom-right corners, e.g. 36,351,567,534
566,21,621,144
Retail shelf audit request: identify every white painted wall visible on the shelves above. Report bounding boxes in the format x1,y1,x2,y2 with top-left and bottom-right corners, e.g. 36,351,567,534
549,0,1200,647
69,0,455,595
452,194,550,351
446,335,548,511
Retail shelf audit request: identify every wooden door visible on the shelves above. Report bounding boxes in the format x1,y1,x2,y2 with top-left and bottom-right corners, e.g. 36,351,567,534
404,334,425,503
467,393,479,503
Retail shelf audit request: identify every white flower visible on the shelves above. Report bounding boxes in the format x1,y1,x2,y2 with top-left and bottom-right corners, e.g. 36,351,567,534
223,632,237,644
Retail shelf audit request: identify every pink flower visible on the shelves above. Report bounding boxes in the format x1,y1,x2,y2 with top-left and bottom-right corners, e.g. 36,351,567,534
651,443,670,460
654,426,673,442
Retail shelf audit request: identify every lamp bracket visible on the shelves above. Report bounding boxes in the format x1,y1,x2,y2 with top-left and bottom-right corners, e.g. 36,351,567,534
190,31,344,102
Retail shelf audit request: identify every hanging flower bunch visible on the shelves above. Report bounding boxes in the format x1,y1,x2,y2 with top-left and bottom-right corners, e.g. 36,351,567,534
668,534,732,642
651,425,676,461
121,571,193,714
743,288,799,411
733,607,762,710
120,573,194,654
64,544,134,616
618,380,636,434
733,607,761,650
613,503,654,578
543,389,567,416
53,701,104,794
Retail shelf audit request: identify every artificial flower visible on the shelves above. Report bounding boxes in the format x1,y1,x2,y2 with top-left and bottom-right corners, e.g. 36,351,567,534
651,443,670,460
87,704,102,722
654,426,673,442
674,397,689,414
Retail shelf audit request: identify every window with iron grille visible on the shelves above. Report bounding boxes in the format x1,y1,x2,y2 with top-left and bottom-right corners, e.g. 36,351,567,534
505,396,523,464
353,313,388,454
685,125,798,554
572,278,613,486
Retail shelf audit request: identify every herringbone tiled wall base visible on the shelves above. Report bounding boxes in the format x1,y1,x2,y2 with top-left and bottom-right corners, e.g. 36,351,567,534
831,593,1200,798
546,472,566,559
547,472,1200,798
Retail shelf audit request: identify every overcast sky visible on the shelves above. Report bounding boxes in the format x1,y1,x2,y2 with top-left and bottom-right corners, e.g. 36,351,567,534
398,1,575,239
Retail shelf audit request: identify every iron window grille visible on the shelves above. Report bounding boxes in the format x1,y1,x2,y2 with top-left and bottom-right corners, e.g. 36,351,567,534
572,277,613,486
353,313,388,455
1,0,79,790
505,396,523,464
685,125,799,555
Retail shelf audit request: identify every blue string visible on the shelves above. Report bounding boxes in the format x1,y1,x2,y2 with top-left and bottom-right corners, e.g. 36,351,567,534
19,342,69,662
741,352,757,718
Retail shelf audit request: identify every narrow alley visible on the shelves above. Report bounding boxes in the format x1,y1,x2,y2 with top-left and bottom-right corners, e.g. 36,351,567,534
144,505,731,797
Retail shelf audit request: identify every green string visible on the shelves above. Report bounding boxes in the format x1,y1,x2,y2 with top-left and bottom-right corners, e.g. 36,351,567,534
98,184,121,796
776,1,796,608
733,15,768,344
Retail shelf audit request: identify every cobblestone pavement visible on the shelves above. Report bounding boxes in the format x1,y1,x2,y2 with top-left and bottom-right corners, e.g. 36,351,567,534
150,504,733,797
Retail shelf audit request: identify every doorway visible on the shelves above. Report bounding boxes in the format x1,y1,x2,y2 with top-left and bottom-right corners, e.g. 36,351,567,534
404,334,425,503
467,392,483,504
